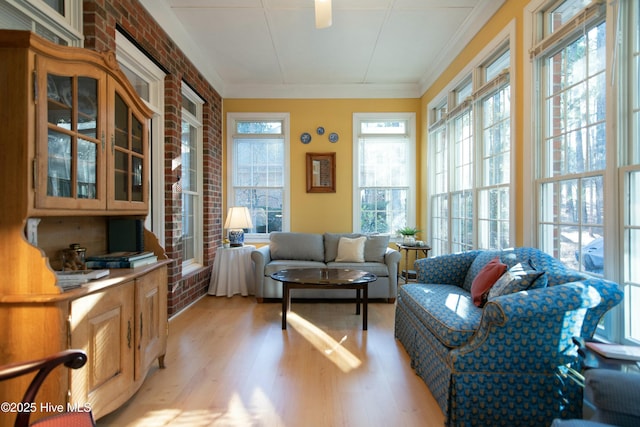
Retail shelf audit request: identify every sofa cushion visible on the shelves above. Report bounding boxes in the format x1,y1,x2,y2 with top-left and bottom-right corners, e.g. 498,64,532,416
399,283,482,348
488,260,547,300
269,232,324,262
326,261,389,277
462,250,501,292
324,233,390,263
264,260,327,276
470,256,507,307
336,236,366,262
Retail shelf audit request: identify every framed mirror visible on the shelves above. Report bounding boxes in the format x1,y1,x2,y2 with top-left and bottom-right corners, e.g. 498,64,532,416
306,152,336,193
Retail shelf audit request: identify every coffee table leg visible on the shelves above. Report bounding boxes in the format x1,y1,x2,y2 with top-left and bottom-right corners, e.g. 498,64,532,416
363,285,368,331
282,282,289,330
355,288,361,315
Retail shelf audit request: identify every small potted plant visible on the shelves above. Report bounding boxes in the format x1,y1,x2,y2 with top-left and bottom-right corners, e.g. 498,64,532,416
396,227,420,246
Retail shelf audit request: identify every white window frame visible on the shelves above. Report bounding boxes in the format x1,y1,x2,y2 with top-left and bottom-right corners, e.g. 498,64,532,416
427,22,516,256
619,0,640,344
352,112,416,238
524,0,634,342
1,0,83,46
181,83,204,274
226,112,291,243
116,31,166,248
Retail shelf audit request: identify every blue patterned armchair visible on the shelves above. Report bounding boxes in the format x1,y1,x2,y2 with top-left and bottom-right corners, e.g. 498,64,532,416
394,247,623,427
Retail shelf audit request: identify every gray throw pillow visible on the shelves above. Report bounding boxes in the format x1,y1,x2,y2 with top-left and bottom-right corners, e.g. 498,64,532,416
487,259,547,301
363,235,389,263
324,233,360,262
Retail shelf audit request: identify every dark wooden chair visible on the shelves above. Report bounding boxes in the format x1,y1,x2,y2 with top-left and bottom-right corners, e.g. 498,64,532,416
0,350,96,427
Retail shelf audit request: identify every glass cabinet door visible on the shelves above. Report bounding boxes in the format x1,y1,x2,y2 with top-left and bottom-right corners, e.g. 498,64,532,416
37,62,106,210
109,86,148,210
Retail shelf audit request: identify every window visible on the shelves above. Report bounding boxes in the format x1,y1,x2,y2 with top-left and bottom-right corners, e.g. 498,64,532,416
1,0,83,46
450,101,474,253
227,113,290,240
527,0,640,343
430,112,449,254
428,30,514,256
181,84,203,271
353,113,416,236
623,0,640,342
536,9,606,272
478,55,511,250
116,31,166,247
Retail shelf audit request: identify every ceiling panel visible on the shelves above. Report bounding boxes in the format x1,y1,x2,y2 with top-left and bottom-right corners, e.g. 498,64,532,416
150,0,506,97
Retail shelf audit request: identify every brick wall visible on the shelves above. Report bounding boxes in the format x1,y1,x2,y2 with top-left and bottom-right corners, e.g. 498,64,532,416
82,0,223,316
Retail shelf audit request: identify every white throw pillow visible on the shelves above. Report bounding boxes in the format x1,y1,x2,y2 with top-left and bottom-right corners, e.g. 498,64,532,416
335,236,367,263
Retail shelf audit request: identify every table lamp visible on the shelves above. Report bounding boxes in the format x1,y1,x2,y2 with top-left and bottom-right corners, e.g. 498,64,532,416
224,206,253,247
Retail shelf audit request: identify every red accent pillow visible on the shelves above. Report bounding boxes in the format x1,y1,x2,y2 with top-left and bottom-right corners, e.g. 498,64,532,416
471,257,507,307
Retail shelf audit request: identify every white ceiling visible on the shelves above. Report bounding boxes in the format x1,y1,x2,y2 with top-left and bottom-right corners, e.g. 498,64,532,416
141,0,505,98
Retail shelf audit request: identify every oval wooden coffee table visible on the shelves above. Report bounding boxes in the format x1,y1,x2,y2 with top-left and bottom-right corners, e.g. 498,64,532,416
270,268,377,330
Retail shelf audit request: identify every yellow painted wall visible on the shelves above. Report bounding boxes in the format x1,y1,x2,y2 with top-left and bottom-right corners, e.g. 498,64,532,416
223,99,422,234
224,1,531,244
419,0,528,245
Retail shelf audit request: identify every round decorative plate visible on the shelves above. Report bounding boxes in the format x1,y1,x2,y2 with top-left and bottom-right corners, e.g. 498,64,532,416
300,132,312,144
316,126,325,135
329,132,339,143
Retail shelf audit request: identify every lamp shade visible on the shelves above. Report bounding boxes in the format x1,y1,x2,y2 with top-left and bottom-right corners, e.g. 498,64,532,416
224,207,253,246
315,0,332,29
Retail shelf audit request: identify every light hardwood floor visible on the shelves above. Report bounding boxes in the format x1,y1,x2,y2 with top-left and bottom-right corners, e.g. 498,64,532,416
97,296,444,427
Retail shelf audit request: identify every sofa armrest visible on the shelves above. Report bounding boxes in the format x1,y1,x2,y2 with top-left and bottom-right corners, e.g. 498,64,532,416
384,247,401,279
450,281,603,374
414,250,480,286
251,246,271,299
579,278,623,339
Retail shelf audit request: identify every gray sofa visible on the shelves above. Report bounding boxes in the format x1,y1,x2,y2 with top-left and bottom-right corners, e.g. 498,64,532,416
251,232,401,302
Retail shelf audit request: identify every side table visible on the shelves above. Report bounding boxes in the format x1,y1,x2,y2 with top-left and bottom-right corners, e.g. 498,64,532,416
396,243,431,283
565,337,640,387
208,245,255,297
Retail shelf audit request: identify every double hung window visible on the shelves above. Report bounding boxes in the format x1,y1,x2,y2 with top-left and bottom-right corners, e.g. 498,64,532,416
623,0,640,342
428,35,513,256
529,0,640,342
353,113,415,235
116,31,166,247
534,1,607,273
227,113,290,240
181,85,203,271
1,0,83,46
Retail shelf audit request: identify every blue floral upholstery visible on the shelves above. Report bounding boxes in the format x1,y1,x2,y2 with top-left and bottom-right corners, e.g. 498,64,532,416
395,247,624,427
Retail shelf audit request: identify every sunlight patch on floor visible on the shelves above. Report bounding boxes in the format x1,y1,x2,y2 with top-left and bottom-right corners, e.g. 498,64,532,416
285,311,362,373
119,389,284,427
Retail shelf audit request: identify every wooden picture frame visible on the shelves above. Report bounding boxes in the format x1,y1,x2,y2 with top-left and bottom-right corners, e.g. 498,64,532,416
306,152,336,193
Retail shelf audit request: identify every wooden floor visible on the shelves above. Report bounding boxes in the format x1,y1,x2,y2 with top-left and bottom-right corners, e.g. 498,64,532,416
97,296,444,427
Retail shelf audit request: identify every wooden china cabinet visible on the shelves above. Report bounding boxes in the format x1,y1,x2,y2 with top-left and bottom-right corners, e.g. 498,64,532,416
0,30,168,423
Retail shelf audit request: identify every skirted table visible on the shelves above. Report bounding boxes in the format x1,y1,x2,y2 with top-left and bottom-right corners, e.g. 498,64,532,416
208,245,255,297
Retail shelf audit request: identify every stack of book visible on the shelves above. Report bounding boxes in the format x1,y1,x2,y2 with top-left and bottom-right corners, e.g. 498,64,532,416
56,269,110,290
86,251,157,269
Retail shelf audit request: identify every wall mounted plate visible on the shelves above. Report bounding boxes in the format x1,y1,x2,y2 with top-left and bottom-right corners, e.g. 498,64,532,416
316,126,325,135
329,132,339,143
300,132,312,144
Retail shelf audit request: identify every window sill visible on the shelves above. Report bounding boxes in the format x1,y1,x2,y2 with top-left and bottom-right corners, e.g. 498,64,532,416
182,262,203,277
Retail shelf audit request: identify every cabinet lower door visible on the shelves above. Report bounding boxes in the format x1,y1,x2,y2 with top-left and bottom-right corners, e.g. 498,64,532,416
135,266,168,380
70,282,134,419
